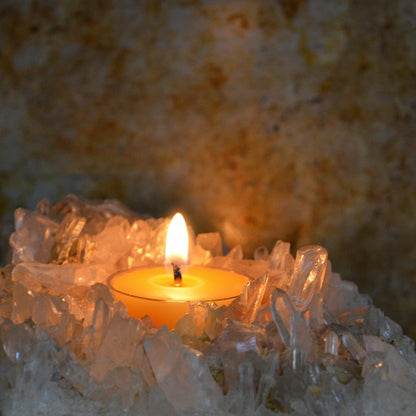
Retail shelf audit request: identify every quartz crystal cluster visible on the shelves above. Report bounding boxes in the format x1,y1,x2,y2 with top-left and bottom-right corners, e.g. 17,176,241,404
1,195,416,415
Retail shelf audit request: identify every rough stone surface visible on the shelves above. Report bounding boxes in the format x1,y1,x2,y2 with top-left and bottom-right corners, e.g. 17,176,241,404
0,0,416,338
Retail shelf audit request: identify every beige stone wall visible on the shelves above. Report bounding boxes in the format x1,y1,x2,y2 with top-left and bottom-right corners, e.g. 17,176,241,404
1,0,416,337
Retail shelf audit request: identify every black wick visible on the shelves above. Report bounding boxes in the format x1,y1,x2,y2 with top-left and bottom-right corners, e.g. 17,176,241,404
172,262,182,286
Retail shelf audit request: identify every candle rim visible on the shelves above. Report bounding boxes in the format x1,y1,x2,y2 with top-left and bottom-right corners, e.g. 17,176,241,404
106,265,249,303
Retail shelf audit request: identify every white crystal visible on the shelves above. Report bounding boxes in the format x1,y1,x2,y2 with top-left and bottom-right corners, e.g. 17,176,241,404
253,246,269,261
227,274,269,324
324,329,339,355
2,196,416,415
9,208,58,264
341,331,366,364
52,213,86,264
88,216,131,268
270,287,295,348
290,312,312,371
12,262,109,293
195,232,223,257
267,240,292,271
89,315,141,382
144,327,223,412
308,292,325,331
288,245,330,310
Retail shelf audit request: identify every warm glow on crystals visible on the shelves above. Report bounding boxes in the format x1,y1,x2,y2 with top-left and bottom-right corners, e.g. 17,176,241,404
165,213,189,264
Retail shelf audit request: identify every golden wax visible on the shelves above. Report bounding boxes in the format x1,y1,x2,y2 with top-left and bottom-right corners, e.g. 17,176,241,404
107,266,248,328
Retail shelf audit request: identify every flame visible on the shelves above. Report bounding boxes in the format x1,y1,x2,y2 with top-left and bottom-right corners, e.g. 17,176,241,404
165,213,189,265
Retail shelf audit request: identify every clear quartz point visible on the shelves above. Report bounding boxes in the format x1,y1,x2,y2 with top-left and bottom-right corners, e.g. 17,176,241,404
52,213,87,264
324,329,339,355
255,350,280,408
227,274,268,323
227,245,243,260
254,246,269,261
9,208,58,264
90,298,111,355
270,288,295,348
267,240,291,271
288,245,329,310
144,327,222,412
2,323,36,363
290,311,312,371
195,232,223,257
341,331,366,364
308,292,325,331
246,274,269,324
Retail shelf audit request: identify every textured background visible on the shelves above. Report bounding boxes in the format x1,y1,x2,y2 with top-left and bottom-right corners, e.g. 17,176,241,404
1,0,416,338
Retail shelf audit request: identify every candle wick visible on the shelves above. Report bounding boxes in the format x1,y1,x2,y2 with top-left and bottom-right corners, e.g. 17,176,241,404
172,262,182,286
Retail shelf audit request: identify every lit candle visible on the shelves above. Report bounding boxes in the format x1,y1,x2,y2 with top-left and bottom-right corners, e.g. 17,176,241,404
107,213,248,328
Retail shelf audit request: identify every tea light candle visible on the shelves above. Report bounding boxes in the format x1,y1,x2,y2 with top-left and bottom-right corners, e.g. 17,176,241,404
108,213,248,328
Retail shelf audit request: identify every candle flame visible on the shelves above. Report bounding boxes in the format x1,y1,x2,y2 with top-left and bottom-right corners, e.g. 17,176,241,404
165,213,189,265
